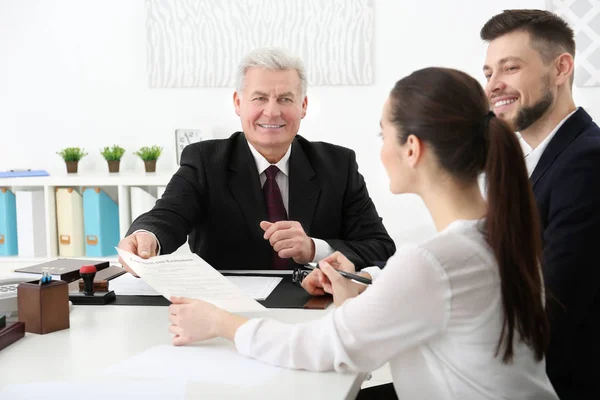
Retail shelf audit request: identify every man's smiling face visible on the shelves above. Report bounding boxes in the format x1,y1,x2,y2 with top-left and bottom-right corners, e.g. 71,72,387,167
234,67,307,157
484,30,554,132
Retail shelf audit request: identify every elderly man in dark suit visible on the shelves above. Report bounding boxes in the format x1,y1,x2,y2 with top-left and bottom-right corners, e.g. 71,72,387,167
119,47,395,278
481,10,600,400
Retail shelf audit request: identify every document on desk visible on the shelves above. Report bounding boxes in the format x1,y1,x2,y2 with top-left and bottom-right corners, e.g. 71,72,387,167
109,272,161,296
116,249,265,312
226,276,282,300
104,344,282,386
111,266,282,301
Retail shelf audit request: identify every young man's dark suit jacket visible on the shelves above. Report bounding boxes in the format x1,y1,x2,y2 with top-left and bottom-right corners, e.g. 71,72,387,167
127,132,395,271
531,108,600,400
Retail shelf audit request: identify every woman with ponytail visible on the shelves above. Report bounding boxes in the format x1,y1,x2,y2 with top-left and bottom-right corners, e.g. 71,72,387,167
168,67,558,399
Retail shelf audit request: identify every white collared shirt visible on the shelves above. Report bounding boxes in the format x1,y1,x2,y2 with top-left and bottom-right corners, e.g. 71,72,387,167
518,108,578,176
247,142,334,262
247,142,292,215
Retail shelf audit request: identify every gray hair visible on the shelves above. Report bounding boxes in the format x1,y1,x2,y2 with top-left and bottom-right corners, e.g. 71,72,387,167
235,47,308,98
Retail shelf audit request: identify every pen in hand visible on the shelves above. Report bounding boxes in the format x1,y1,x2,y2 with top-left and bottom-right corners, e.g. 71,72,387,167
304,262,372,285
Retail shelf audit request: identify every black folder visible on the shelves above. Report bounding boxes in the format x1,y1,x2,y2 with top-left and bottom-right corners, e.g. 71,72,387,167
15,259,109,283
112,273,318,309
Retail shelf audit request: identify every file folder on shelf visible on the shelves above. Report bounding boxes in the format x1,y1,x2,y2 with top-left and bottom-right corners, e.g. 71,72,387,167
130,187,157,222
0,170,49,178
16,190,47,257
83,188,120,257
55,188,85,257
0,188,18,256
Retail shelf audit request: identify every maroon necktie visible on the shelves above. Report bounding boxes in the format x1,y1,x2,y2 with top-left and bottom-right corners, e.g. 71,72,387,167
263,165,289,269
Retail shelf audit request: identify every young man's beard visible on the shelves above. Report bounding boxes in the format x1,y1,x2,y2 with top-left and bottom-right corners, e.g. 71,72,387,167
514,75,554,132
514,90,553,132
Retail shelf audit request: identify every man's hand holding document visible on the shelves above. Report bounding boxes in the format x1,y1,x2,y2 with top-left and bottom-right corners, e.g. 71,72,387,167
116,248,266,312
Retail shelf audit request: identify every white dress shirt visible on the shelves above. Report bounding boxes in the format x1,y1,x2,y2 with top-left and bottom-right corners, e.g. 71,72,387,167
235,219,558,399
247,142,334,262
518,108,578,176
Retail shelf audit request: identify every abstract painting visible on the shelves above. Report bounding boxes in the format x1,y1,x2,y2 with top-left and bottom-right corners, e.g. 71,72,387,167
146,0,374,88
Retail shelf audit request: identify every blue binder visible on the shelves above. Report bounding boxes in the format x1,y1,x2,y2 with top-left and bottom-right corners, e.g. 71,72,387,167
0,188,18,256
83,188,120,257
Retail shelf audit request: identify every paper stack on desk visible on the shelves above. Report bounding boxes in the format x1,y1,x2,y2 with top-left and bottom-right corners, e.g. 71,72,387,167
116,249,266,312
111,273,281,301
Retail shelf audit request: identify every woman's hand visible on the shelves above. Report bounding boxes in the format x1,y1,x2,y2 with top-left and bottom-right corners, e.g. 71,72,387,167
316,252,356,294
168,297,248,345
301,268,327,295
319,261,361,306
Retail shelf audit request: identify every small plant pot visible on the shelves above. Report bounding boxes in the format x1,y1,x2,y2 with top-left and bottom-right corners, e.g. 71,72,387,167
65,161,79,174
144,160,157,173
107,160,120,173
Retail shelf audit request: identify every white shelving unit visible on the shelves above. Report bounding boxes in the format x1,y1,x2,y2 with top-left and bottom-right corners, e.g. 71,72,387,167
0,172,176,265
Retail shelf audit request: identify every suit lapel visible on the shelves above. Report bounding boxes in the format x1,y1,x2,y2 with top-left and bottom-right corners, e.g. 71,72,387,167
228,134,268,240
288,138,320,235
531,108,592,188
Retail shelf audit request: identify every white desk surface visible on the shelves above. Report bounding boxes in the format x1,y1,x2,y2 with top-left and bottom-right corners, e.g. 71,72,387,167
0,263,365,399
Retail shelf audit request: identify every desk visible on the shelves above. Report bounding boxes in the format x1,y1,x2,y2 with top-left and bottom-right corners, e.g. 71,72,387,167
0,304,365,399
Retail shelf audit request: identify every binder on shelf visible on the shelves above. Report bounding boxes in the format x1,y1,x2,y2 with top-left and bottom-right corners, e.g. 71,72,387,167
55,188,85,257
130,187,157,222
83,188,119,257
16,190,47,257
0,188,18,256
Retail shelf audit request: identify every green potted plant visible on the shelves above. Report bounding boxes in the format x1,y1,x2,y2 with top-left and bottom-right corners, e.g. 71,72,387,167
56,147,87,173
100,145,126,173
134,145,163,173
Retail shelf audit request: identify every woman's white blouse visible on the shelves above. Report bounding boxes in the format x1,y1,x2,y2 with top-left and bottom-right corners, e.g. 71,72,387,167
234,220,558,399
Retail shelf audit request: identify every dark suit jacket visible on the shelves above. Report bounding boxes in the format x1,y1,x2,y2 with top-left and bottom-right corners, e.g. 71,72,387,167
531,108,600,400
128,132,395,271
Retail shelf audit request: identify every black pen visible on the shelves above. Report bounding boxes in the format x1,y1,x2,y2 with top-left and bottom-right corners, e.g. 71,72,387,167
304,262,372,285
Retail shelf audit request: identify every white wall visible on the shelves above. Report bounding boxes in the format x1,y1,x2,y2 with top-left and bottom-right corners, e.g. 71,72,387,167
2,0,599,247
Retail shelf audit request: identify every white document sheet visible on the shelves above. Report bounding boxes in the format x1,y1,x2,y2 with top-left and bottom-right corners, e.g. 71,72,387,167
104,344,282,386
0,380,186,400
116,249,265,312
112,273,281,301
226,276,282,300
109,272,161,296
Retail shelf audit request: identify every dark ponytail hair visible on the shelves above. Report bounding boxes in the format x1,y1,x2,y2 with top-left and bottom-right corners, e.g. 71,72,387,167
389,67,549,363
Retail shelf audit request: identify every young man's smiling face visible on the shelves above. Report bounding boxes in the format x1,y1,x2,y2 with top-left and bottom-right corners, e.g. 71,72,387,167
484,30,554,132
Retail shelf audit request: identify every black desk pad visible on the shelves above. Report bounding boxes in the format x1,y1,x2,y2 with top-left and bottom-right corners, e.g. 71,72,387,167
112,273,311,308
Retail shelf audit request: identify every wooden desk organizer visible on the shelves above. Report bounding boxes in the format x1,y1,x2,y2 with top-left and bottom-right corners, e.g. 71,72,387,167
17,280,70,334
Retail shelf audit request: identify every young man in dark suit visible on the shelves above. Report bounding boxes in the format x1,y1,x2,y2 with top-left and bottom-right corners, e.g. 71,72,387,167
481,10,600,399
119,47,395,278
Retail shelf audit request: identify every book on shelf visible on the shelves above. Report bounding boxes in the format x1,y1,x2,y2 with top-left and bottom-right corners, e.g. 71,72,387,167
0,170,49,178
